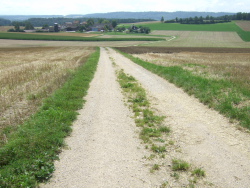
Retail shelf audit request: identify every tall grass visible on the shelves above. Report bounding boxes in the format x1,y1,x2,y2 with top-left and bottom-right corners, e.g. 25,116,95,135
116,49,250,129
0,48,100,187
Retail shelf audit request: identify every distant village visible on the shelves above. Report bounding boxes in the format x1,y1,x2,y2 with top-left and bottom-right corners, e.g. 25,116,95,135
8,18,150,34
24,20,116,33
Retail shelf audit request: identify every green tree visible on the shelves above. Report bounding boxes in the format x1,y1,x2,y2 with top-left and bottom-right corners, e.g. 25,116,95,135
14,22,20,32
24,22,34,30
98,18,104,24
87,18,94,26
103,20,110,24
144,27,151,34
111,20,117,29
161,16,164,23
236,12,242,20
42,24,49,29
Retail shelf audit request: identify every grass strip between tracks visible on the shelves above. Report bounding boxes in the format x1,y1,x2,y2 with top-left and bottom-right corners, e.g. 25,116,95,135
114,65,206,187
116,49,250,130
0,48,100,187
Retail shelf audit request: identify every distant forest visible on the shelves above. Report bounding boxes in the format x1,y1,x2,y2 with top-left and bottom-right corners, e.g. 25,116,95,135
0,12,250,27
27,18,155,27
0,17,154,27
164,13,250,24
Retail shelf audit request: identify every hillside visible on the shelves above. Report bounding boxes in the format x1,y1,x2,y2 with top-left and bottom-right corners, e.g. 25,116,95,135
0,11,236,21
79,11,236,20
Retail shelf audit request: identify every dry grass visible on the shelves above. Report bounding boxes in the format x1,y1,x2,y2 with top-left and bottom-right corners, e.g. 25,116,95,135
236,21,250,31
0,26,25,32
0,26,14,32
134,52,250,91
0,47,95,145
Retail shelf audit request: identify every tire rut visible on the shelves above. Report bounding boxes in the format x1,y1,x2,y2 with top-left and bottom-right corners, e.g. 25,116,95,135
108,47,250,188
41,47,161,188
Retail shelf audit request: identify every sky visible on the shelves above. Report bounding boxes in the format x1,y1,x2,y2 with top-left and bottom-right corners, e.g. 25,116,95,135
1,0,249,15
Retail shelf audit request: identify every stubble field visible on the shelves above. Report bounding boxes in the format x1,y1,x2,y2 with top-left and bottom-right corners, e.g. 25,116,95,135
131,47,250,89
0,46,95,146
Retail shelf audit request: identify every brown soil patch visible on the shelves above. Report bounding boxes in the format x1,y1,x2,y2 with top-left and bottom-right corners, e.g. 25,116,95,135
236,21,250,31
116,46,250,54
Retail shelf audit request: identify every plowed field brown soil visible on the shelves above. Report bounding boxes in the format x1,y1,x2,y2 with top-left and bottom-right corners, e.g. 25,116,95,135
116,46,250,54
236,21,250,31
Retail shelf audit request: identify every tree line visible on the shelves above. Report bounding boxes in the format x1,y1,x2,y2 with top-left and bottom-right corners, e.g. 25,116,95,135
0,17,154,27
0,18,12,26
163,12,250,24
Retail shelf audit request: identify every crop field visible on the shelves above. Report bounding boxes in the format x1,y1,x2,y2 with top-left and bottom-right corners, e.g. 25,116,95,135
128,47,250,87
147,30,250,48
123,21,250,42
139,21,240,31
26,32,101,37
0,46,95,146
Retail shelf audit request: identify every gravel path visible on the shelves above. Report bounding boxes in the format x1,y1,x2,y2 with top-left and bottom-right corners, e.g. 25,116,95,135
108,47,250,188
42,47,160,188
42,47,250,188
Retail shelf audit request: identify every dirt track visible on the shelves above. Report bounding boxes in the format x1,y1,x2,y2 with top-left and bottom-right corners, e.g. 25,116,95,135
42,47,161,187
42,47,250,188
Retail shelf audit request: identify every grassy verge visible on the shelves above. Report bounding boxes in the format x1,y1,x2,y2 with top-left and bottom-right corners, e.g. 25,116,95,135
115,50,250,130
0,32,164,41
0,48,100,187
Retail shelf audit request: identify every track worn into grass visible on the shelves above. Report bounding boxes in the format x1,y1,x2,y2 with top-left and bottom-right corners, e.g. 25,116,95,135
43,47,250,188
108,47,250,188
42,47,160,187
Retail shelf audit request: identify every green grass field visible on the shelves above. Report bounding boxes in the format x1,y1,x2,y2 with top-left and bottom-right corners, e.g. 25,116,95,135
137,21,250,42
0,32,163,41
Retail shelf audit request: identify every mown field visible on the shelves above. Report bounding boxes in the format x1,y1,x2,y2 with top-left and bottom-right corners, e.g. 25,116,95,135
0,47,95,147
0,47,100,187
116,46,250,130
